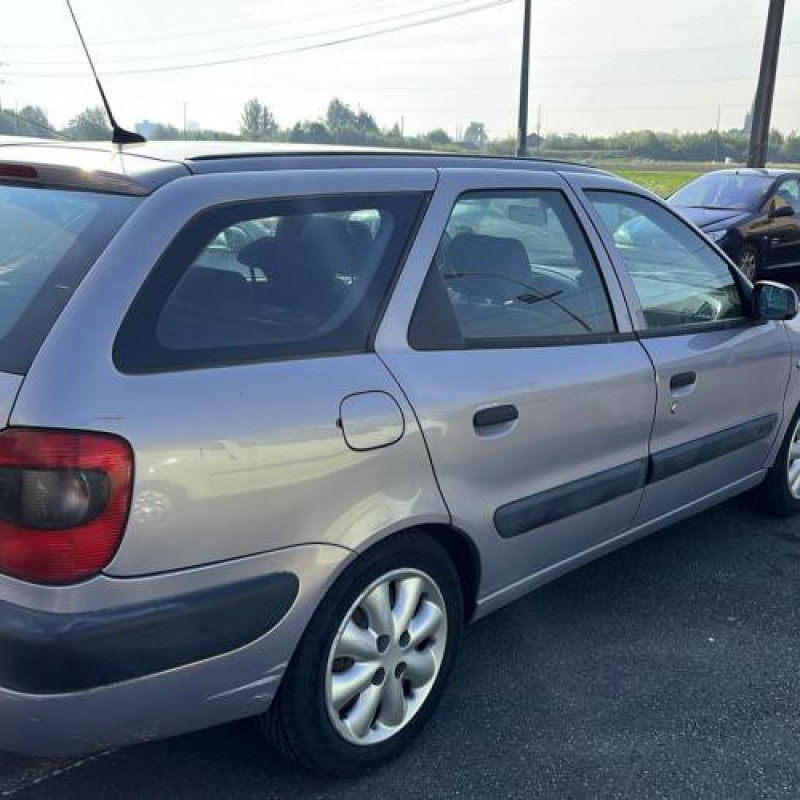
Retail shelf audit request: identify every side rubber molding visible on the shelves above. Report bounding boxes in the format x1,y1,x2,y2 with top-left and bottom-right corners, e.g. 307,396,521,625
495,459,648,539
495,414,779,539
648,413,778,483
0,572,299,694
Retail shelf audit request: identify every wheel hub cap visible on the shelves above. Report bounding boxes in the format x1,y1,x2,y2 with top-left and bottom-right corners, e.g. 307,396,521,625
787,419,800,498
324,568,447,746
740,251,756,279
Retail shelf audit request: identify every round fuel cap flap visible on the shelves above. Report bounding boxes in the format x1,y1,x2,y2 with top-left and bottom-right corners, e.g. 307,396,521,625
338,392,405,451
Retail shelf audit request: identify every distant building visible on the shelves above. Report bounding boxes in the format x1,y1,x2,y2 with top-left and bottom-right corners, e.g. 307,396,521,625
135,120,158,138
743,109,753,134
525,132,544,149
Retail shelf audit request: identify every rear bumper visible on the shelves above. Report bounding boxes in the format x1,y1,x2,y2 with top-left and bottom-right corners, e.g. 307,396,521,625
0,573,298,694
0,543,350,757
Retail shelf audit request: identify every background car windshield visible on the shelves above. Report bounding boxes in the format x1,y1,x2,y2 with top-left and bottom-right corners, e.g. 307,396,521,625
670,172,773,210
0,184,136,374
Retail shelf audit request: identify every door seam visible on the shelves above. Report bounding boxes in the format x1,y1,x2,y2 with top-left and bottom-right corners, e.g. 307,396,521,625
373,352,456,526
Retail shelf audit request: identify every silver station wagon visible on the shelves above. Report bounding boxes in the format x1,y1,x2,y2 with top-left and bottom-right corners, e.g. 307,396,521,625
1,142,800,775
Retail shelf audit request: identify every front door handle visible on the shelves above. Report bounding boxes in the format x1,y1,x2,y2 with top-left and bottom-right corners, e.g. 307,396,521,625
670,371,697,393
473,404,519,429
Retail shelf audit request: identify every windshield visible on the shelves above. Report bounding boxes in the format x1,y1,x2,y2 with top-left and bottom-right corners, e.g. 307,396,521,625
670,172,773,211
0,183,137,374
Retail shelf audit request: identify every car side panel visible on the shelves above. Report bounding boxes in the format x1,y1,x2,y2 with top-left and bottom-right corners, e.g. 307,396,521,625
633,323,791,521
766,315,800,465
10,169,450,576
15,352,446,576
376,168,657,598
565,170,793,521
766,215,800,270
381,345,656,597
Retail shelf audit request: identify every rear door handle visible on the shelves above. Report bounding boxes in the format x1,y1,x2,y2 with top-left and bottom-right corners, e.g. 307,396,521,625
473,404,519,429
670,371,697,392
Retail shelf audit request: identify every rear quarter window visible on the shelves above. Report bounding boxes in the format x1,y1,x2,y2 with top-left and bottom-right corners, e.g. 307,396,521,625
114,193,425,372
0,184,137,374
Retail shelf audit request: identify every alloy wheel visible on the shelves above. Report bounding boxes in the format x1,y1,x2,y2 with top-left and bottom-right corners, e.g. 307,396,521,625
324,568,448,746
787,417,800,499
739,249,757,280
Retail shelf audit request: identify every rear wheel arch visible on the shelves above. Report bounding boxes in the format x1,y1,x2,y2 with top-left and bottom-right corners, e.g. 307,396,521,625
411,523,481,621
262,526,468,773
338,523,481,622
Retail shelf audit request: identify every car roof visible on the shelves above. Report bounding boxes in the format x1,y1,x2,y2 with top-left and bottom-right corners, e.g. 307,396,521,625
0,138,602,195
0,139,190,194
698,167,799,180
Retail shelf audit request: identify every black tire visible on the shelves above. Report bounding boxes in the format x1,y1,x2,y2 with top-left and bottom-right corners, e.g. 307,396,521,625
257,531,463,776
738,244,760,281
753,405,800,516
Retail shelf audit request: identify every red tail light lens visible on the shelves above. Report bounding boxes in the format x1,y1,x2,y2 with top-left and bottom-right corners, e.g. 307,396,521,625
0,164,38,180
0,429,132,584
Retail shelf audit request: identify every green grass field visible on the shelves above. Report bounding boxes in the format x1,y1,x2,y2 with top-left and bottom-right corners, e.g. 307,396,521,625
610,169,702,198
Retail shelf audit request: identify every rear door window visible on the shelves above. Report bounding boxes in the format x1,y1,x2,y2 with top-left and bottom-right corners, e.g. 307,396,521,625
0,184,137,374
410,189,617,347
115,193,425,372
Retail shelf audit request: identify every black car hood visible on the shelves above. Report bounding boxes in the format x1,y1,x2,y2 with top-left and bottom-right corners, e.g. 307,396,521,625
672,205,752,230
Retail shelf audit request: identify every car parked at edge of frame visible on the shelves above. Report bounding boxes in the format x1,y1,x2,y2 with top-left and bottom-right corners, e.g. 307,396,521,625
1,142,800,776
667,168,800,280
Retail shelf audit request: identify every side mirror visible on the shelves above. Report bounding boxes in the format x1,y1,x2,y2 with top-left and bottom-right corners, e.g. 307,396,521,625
753,280,798,321
769,204,795,219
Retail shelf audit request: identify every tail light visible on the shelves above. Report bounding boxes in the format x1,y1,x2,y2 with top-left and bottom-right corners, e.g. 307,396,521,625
0,429,132,585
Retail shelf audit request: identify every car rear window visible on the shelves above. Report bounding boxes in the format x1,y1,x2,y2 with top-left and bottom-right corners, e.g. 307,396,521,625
115,193,425,372
0,184,137,374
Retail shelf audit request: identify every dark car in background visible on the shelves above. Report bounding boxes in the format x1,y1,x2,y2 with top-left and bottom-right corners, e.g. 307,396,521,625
668,169,800,280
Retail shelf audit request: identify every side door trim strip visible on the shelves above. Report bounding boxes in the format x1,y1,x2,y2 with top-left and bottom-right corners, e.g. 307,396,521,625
648,413,778,483
495,459,648,539
494,413,778,539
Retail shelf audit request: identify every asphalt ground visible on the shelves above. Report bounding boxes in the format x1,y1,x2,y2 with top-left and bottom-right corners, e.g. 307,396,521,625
3,495,800,799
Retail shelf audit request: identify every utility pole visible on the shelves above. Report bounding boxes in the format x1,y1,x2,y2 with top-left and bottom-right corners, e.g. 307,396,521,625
183,102,187,139
515,0,531,157
714,104,721,162
748,0,785,167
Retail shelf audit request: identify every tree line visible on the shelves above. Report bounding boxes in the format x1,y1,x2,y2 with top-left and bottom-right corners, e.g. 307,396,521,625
1,96,798,164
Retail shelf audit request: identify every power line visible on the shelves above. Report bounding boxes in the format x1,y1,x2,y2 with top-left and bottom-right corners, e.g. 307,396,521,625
0,3,778,53
19,71,796,93
9,34,800,70
0,0,395,50
518,39,800,62
6,0,483,67
7,46,800,81
3,0,514,77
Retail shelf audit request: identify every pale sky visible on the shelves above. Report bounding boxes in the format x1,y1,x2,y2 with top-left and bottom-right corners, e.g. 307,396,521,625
0,0,798,139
